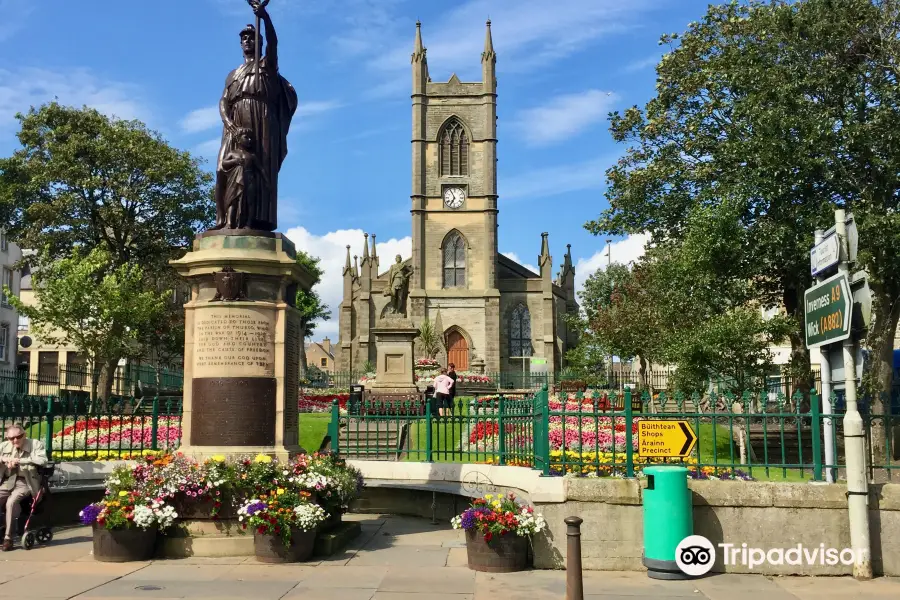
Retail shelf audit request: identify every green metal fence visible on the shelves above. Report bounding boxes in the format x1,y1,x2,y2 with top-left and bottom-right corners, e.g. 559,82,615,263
0,365,184,399
327,386,899,481
0,394,182,460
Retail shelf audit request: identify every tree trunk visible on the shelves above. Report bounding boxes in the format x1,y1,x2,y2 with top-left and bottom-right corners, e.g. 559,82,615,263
98,358,121,410
298,320,308,379
783,284,813,396
638,356,649,390
866,288,900,464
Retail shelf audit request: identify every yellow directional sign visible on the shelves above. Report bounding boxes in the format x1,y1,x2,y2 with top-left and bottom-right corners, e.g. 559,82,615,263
638,420,698,458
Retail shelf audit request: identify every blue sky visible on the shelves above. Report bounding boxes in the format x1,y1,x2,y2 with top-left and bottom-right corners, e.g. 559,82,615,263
0,0,712,337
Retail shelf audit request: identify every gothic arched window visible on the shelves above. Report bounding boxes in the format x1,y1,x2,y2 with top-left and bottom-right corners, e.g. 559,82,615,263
440,119,469,176
443,231,466,288
509,304,533,358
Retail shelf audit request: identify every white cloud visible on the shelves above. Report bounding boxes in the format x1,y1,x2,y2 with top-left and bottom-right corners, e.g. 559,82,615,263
283,226,412,338
502,252,538,275
501,154,617,202
513,90,618,146
573,233,650,295
0,0,35,41
296,100,344,118
363,0,654,78
622,54,662,73
0,68,151,131
180,106,221,133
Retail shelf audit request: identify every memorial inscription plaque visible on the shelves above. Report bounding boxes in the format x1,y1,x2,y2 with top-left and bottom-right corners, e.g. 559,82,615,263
193,307,275,378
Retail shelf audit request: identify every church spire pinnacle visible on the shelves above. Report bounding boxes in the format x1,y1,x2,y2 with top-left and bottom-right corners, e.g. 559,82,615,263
353,255,359,279
362,233,370,261
343,245,352,275
371,233,377,260
412,20,426,62
482,19,495,63
539,232,551,267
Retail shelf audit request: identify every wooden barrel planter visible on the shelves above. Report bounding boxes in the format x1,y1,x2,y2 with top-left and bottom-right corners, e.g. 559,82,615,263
464,529,528,573
253,528,317,563
92,524,158,562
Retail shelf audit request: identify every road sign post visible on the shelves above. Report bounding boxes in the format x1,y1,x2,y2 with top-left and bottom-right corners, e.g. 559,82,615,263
804,272,851,349
637,420,697,458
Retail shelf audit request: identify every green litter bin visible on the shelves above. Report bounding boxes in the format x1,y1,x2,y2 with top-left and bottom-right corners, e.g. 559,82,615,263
642,465,693,579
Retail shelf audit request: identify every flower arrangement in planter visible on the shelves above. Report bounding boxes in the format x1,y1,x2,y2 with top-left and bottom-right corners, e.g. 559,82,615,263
79,463,179,562
238,488,328,563
451,493,546,573
291,453,364,528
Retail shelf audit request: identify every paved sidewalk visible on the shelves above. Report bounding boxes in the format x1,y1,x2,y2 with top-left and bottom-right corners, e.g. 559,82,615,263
0,514,897,599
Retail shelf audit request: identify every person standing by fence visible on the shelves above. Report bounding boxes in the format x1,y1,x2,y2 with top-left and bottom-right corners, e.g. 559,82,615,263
447,363,458,412
434,368,455,418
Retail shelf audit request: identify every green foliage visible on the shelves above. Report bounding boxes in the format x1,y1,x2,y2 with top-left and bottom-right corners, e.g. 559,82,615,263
417,318,443,360
294,250,331,338
0,102,213,272
8,248,168,400
586,0,900,394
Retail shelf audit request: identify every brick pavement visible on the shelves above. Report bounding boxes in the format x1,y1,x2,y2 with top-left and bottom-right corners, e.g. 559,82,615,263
0,514,897,599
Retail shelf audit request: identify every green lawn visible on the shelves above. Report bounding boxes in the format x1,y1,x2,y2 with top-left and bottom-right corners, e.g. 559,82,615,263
299,413,331,452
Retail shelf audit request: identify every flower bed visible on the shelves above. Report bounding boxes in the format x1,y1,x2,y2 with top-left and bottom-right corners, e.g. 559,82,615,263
299,393,349,413
52,449,160,461
53,417,182,451
550,452,754,480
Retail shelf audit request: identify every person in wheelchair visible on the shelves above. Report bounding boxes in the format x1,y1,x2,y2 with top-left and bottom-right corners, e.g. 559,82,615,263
0,424,48,551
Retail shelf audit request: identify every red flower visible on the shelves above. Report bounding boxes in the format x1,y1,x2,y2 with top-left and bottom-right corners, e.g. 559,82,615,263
484,532,493,542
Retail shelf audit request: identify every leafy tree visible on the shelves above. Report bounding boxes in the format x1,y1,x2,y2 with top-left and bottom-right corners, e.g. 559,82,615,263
0,102,213,397
294,251,331,377
563,263,631,385
7,248,167,408
587,0,900,416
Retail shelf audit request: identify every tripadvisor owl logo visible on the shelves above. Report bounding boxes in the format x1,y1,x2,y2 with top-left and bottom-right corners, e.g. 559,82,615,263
675,535,716,576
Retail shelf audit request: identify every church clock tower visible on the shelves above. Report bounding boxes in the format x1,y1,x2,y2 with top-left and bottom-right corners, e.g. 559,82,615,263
408,20,501,371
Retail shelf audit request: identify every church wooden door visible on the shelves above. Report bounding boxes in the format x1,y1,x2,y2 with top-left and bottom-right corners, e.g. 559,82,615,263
446,331,469,371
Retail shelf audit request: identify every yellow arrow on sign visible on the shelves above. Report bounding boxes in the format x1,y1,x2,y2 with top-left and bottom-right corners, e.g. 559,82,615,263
637,420,698,458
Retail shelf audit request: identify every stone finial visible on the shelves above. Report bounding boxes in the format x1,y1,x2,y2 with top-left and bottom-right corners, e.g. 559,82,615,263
539,232,551,269
412,20,426,62
363,233,370,261
353,255,359,279
371,233,377,260
343,245,352,276
482,19,495,62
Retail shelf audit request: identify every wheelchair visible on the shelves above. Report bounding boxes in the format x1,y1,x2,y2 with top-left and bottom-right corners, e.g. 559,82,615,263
0,463,55,550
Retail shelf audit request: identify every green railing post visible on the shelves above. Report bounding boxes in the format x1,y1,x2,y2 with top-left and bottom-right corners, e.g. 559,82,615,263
539,384,550,476
150,396,160,451
44,395,54,457
425,397,433,462
810,389,822,481
498,394,507,466
329,399,340,454
625,388,634,478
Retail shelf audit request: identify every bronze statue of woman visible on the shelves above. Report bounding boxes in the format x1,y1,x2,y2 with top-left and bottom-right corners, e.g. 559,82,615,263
212,0,298,232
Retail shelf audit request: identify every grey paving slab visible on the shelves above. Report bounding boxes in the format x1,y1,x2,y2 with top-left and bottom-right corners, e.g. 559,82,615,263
773,575,900,599
282,588,376,600
379,566,475,594
580,571,703,598
117,564,229,582
347,545,451,567
374,594,472,600
81,579,298,599
0,561,62,584
298,565,388,589
213,563,313,581
693,573,801,600
0,574,120,598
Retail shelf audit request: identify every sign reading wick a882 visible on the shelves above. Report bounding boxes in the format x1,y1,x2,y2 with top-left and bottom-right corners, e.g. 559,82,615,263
804,272,851,349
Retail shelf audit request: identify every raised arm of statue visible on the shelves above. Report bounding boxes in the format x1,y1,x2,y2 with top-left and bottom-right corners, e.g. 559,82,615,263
251,0,278,72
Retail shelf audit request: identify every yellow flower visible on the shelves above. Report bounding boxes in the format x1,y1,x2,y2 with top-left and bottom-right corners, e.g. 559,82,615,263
254,454,273,463
212,455,226,462
485,494,492,500
277,488,285,495
118,491,128,497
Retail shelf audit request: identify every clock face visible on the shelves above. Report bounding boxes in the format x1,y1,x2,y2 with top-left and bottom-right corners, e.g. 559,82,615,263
443,187,465,208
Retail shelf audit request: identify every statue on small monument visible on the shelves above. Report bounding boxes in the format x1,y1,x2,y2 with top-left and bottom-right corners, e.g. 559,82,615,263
383,255,412,316
211,0,298,233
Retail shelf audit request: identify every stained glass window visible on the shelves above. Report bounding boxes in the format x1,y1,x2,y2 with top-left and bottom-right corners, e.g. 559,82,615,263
443,232,466,288
509,304,532,358
440,119,468,176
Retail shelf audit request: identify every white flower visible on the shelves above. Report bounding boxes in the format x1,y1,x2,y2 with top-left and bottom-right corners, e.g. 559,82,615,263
292,503,327,532
133,505,156,529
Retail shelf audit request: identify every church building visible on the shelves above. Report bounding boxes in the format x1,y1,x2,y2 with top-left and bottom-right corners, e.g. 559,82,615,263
336,21,579,375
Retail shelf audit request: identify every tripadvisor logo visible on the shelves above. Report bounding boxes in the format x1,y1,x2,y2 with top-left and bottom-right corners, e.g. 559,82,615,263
675,535,862,576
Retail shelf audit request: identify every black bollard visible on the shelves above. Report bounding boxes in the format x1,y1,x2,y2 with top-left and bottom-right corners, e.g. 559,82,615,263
565,516,584,600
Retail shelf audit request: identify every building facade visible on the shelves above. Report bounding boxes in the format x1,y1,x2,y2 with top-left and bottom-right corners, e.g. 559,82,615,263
0,230,21,373
306,337,335,373
337,21,579,375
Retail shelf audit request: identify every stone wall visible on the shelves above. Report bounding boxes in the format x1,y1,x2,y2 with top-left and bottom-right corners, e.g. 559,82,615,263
346,460,900,577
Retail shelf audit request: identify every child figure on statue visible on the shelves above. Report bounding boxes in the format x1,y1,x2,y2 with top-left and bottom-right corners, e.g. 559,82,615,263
221,128,268,229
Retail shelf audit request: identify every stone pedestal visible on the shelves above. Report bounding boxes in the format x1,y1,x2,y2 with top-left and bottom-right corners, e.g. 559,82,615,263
170,231,314,462
368,317,419,395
